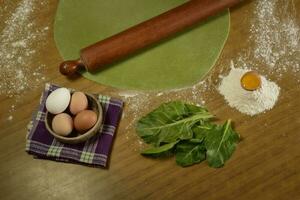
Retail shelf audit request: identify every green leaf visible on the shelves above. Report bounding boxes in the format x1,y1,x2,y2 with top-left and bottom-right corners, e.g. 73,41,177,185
185,104,212,117
189,138,204,144
136,101,213,146
192,123,214,141
205,120,240,168
141,141,179,156
175,140,206,167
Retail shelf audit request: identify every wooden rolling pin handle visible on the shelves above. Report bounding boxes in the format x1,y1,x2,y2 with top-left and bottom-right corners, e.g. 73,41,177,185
60,0,243,76
59,59,84,76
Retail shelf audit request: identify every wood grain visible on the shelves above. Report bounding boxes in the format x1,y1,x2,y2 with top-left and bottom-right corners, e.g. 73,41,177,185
1,1,300,200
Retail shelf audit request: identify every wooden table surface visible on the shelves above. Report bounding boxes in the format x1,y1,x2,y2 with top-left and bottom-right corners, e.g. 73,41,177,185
1,1,300,200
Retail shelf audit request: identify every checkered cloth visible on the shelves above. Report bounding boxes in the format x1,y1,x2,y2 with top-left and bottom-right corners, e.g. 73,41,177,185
26,83,124,168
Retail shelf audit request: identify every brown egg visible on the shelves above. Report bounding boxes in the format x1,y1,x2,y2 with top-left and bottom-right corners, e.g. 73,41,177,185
74,110,98,132
69,92,88,115
52,113,73,136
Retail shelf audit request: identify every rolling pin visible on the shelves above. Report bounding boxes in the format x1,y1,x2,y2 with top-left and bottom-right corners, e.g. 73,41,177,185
60,0,243,76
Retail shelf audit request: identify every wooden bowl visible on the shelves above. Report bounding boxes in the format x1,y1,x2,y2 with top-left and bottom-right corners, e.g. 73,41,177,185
45,93,103,144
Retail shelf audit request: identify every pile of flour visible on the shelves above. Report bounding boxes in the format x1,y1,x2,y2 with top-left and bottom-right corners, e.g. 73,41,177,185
218,64,280,116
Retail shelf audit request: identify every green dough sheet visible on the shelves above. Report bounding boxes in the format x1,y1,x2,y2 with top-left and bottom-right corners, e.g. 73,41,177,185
54,0,230,90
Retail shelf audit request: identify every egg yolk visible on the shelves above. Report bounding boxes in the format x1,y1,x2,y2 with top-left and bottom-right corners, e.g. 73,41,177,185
240,71,261,91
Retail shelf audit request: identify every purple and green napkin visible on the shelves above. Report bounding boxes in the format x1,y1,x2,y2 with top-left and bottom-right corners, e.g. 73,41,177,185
26,83,124,168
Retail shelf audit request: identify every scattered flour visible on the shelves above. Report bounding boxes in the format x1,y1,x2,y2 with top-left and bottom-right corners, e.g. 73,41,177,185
0,0,49,98
7,116,13,121
218,64,280,116
118,90,140,99
0,0,50,120
238,0,300,77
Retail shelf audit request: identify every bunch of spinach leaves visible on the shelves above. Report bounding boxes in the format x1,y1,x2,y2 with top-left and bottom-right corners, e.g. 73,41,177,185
136,101,240,168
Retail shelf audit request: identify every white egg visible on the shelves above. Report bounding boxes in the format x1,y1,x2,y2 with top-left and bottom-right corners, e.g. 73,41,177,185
46,88,71,114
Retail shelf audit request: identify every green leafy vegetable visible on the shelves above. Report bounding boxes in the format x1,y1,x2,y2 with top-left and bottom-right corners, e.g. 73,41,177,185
175,141,206,167
136,101,240,168
205,120,240,168
137,101,213,146
192,124,213,140
141,141,178,156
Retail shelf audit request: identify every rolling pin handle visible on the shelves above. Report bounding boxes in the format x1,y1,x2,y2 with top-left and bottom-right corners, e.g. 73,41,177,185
59,59,84,76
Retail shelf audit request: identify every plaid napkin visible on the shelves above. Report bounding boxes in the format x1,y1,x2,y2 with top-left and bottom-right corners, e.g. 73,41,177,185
26,83,124,168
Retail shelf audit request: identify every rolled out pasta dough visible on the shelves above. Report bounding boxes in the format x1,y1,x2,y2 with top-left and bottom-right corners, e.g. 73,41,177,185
54,0,230,90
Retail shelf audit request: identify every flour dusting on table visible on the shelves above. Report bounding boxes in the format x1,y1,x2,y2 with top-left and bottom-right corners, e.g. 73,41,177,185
238,0,300,77
251,0,299,70
0,0,50,119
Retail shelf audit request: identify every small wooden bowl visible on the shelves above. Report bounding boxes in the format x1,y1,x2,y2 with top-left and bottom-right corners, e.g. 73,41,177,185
45,93,103,144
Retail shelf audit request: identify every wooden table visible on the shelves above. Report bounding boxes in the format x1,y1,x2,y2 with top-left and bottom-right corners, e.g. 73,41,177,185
1,1,300,199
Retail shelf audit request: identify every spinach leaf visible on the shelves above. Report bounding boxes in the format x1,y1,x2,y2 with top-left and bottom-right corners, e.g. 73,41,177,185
141,141,179,156
192,123,214,140
205,120,240,168
136,101,213,146
189,138,204,144
175,140,206,167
